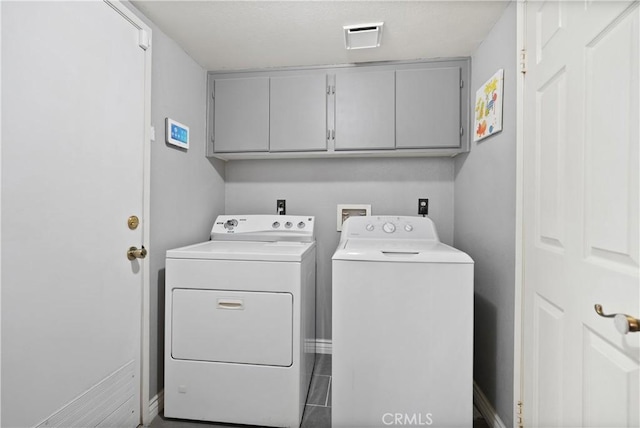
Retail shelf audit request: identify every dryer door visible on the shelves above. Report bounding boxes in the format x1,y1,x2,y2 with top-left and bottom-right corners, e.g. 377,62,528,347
171,289,293,366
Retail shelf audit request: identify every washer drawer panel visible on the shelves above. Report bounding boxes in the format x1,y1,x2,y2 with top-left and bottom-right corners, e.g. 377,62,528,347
171,289,293,366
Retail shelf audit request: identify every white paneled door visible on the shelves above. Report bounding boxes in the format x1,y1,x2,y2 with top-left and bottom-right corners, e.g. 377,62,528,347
2,2,149,427
523,1,639,427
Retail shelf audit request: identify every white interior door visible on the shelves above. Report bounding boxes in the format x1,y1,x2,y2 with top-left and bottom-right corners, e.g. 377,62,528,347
1,2,149,427
523,1,639,426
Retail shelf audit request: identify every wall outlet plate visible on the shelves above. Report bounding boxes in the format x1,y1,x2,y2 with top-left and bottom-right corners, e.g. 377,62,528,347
337,204,371,231
277,199,286,215
418,198,429,216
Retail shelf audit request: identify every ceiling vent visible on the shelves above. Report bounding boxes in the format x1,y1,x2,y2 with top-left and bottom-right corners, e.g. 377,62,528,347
343,22,384,50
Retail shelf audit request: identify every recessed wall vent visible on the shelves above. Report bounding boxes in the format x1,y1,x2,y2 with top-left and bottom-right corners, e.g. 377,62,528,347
343,22,384,50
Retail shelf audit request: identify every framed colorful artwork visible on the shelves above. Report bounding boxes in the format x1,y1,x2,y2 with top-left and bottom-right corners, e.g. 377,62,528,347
474,69,504,142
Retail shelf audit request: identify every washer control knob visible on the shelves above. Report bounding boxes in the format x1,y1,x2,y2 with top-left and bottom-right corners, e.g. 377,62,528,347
224,219,238,230
382,222,396,233
285,221,293,229
405,224,414,232
272,221,280,229
297,221,306,229
366,224,375,232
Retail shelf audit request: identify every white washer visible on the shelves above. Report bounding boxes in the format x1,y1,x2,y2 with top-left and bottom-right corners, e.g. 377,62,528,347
332,216,474,428
165,215,316,427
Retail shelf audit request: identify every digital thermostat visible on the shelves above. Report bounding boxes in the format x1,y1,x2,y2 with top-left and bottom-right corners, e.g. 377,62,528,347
165,118,189,149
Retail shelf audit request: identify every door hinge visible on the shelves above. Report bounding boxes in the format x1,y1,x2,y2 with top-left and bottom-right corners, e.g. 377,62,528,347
517,401,524,428
520,49,527,74
138,29,150,50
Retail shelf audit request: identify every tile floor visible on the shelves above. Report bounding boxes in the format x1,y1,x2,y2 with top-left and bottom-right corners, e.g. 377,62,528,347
151,354,489,428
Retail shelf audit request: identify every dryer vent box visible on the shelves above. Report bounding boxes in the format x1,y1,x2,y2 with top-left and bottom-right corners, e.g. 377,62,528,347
337,204,371,231
343,23,384,50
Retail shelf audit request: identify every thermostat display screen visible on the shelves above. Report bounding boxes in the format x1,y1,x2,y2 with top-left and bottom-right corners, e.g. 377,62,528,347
171,124,188,143
165,118,189,149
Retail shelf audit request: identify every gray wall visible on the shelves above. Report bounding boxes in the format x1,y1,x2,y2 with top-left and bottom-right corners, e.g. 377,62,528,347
453,3,516,427
225,157,455,340
129,4,227,399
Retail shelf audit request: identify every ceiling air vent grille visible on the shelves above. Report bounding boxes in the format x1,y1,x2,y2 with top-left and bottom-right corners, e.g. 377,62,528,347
343,22,384,50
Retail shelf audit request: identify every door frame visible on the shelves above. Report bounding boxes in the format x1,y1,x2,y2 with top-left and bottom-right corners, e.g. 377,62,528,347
103,1,152,425
0,2,4,424
514,1,526,428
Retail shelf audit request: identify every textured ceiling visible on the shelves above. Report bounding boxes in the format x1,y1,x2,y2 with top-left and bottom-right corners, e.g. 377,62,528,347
132,0,510,71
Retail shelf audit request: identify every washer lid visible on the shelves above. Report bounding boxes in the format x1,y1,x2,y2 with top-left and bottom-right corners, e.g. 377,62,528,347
333,239,472,263
167,240,315,262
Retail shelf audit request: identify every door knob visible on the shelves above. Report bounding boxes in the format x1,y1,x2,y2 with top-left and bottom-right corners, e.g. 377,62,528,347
127,246,147,261
594,304,639,334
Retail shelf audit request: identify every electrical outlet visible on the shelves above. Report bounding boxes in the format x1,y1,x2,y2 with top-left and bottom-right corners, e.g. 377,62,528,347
277,199,286,215
418,198,429,216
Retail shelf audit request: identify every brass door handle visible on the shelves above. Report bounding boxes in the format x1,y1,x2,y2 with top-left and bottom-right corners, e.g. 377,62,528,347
594,304,639,334
127,246,147,261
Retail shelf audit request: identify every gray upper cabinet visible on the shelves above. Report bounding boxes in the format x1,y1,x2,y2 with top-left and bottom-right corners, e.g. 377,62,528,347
334,70,395,151
270,74,327,152
396,67,461,149
207,59,470,160
213,77,269,153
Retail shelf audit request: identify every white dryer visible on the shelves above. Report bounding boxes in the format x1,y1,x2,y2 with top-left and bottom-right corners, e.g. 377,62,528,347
332,216,473,428
165,215,316,427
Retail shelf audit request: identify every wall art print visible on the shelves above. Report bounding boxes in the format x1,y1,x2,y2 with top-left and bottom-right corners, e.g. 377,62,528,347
474,69,504,142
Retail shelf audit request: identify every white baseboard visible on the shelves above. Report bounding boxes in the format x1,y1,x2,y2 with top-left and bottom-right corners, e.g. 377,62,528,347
473,381,507,428
315,339,332,354
148,390,164,422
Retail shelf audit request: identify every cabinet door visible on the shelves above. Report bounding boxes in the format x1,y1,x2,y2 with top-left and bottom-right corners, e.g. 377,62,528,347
270,74,327,152
335,70,395,150
213,77,269,153
396,67,461,149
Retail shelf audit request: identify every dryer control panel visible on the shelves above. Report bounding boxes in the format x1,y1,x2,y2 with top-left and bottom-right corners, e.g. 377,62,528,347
211,215,315,242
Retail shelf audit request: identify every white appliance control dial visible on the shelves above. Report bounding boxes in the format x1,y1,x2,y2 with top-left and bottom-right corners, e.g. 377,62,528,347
297,222,306,229
224,219,238,230
405,224,413,232
366,224,375,232
382,222,396,233
285,222,293,229
272,221,280,229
